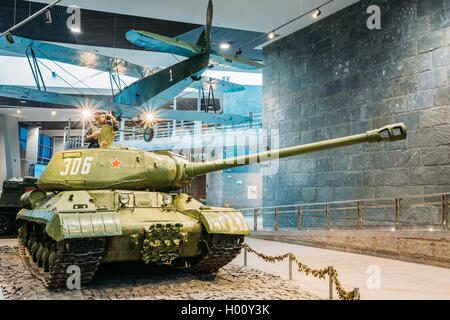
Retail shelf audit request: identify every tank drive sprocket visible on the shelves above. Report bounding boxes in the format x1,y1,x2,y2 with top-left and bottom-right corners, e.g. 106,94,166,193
18,223,105,288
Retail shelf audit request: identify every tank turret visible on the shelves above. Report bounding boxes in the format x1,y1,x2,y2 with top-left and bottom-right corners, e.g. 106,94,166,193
37,123,406,192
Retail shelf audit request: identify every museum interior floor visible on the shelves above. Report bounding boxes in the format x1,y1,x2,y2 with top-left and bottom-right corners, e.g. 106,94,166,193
233,238,450,300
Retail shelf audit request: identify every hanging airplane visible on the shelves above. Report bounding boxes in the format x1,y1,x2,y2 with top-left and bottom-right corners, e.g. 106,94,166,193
0,0,263,127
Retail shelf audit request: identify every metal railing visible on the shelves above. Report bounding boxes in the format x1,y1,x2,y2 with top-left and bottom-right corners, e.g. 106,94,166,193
240,193,449,232
114,113,262,142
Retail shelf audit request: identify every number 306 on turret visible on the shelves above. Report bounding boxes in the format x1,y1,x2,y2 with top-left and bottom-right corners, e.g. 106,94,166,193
60,157,93,176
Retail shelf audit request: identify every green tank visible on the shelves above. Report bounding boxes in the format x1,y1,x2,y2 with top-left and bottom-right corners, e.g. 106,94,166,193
16,123,406,288
0,177,38,236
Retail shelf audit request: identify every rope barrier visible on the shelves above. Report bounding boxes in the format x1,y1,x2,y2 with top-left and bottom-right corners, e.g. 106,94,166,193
243,244,360,300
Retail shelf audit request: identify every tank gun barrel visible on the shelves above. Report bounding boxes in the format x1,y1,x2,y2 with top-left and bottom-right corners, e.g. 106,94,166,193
189,123,406,177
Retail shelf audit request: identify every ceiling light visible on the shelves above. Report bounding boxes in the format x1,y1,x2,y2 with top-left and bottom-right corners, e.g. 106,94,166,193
6,32,14,44
70,28,81,33
268,31,276,39
219,41,231,50
16,109,21,114
312,8,322,19
51,110,56,116
20,100,27,104
43,10,52,24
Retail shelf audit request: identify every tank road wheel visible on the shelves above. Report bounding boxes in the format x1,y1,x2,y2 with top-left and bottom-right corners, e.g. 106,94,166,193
36,243,45,267
189,234,244,275
0,215,11,236
41,248,50,272
48,245,56,273
31,240,40,262
18,224,106,289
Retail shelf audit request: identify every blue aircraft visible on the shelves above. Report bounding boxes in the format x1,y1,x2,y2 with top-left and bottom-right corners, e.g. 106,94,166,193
0,0,263,126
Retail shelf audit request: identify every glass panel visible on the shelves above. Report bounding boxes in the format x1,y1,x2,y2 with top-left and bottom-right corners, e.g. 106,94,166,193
43,147,51,159
20,140,27,152
44,135,51,146
19,127,28,141
34,163,47,178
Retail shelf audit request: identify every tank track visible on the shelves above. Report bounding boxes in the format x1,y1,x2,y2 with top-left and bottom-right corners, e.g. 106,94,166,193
18,223,105,289
190,234,244,274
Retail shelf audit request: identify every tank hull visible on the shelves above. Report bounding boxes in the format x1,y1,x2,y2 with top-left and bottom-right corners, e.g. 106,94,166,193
16,190,249,287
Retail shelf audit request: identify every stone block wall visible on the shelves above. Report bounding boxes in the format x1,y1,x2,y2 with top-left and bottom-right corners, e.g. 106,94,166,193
262,0,450,209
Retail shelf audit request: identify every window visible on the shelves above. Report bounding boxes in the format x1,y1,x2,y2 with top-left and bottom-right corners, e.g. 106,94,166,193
37,134,53,164
18,126,27,176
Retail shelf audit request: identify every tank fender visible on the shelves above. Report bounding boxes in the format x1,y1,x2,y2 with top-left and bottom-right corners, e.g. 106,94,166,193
17,209,122,241
198,208,250,235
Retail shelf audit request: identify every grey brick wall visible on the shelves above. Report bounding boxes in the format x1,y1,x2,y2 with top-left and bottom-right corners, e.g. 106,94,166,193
262,0,450,209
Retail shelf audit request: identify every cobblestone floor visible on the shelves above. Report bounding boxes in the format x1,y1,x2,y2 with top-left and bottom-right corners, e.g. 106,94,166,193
0,240,319,300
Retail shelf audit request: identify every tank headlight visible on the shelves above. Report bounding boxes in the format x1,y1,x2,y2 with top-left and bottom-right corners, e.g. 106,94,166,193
164,195,173,205
120,194,130,205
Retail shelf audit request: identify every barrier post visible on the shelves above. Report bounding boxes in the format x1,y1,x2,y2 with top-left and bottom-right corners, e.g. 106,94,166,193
297,205,303,230
274,207,279,231
395,198,402,230
328,266,333,300
254,208,259,231
353,288,360,300
357,201,363,229
289,253,293,280
325,204,330,230
244,245,247,266
442,194,448,231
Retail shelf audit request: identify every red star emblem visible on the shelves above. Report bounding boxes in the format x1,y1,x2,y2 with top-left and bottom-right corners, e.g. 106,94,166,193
111,159,120,168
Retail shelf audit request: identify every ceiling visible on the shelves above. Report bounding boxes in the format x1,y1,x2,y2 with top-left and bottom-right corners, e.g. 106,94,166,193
0,0,266,62
1,0,360,64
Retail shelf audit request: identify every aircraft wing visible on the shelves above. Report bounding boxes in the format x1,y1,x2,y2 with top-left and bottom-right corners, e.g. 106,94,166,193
0,85,141,117
154,109,251,124
0,85,250,125
126,30,203,57
114,52,210,108
210,49,264,70
0,35,155,78
188,77,245,93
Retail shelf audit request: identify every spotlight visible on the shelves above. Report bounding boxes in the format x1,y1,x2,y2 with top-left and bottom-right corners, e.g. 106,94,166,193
219,41,231,50
51,110,56,116
268,31,276,39
145,113,154,121
70,28,81,33
43,10,52,24
312,8,321,19
82,109,91,118
16,109,21,114
6,32,14,44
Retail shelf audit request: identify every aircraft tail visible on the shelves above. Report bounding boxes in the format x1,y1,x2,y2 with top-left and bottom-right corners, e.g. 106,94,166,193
197,0,212,49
